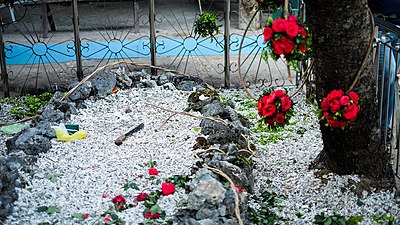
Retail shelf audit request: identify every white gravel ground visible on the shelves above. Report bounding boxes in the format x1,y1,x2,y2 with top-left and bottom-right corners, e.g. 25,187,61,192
1,87,400,224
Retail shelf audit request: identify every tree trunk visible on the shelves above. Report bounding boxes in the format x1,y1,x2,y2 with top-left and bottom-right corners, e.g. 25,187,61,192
239,0,261,30
304,0,393,184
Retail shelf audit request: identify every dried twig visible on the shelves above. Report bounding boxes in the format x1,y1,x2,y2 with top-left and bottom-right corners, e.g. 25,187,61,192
0,115,38,127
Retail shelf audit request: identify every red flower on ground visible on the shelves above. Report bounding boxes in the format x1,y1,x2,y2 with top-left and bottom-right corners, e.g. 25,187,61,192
104,217,111,223
228,185,244,193
275,113,285,124
161,182,175,196
262,104,277,117
112,195,126,205
82,214,89,219
135,192,149,202
281,96,292,112
148,167,159,176
145,211,161,219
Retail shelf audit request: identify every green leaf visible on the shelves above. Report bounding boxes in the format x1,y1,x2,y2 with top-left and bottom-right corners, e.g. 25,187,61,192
36,206,48,213
47,173,63,183
193,127,201,133
324,217,332,225
129,182,139,190
356,199,364,206
72,213,84,221
47,206,60,215
110,213,119,221
150,205,161,215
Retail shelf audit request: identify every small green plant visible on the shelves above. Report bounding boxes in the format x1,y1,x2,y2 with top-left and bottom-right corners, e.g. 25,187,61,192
372,214,396,224
9,92,53,119
194,12,222,38
36,205,60,216
248,190,286,225
314,213,364,225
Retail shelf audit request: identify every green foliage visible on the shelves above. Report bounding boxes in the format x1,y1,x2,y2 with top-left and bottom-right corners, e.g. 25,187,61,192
36,205,60,216
165,175,190,188
47,173,63,183
372,214,395,224
9,92,53,119
194,12,222,38
248,190,286,225
314,213,364,225
123,182,139,191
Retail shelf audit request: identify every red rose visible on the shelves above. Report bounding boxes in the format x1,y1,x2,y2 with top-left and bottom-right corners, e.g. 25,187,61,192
327,119,347,128
287,15,298,22
265,117,277,125
285,21,299,38
328,89,344,100
263,27,273,42
340,95,350,106
261,103,277,117
274,90,286,98
272,18,287,32
323,111,329,118
257,96,268,112
82,214,89,219
321,98,330,112
272,36,295,55
275,113,285,124
281,96,292,112
329,100,341,113
112,195,126,205
228,185,244,193
161,182,175,196
343,104,359,122
267,92,277,104
135,192,149,202
145,211,160,219
299,27,307,37
348,91,359,104
148,167,159,176
299,44,307,53
104,217,111,223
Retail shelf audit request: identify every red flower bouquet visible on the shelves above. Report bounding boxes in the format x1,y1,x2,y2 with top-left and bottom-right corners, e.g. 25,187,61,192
255,0,284,11
262,15,312,71
257,89,294,128
320,89,360,128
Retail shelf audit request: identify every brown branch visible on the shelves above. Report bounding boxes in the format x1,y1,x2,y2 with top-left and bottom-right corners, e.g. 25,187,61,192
0,115,38,127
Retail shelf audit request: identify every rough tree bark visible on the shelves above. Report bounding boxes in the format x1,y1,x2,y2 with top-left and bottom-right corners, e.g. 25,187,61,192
304,0,393,185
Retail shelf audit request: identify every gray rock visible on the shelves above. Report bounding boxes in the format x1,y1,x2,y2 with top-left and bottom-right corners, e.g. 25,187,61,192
92,71,116,98
163,82,177,90
187,177,226,210
177,80,200,91
200,119,241,145
217,161,252,193
201,100,226,117
198,219,216,225
36,121,56,138
195,207,219,220
158,72,174,85
67,81,92,101
144,79,158,88
39,106,65,123
190,168,218,191
13,128,51,155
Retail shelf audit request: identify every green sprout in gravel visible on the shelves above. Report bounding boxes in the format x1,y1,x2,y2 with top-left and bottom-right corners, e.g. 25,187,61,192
8,92,53,119
248,190,286,225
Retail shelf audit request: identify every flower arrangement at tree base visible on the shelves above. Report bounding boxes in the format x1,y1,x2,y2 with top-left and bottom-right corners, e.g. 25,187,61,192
262,15,312,71
320,89,360,128
257,89,294,129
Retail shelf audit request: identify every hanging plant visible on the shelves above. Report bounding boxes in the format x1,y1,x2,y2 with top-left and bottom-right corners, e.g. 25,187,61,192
319,89,360,128
193,12,222,38
255,0,284,12
257,89,295,129
262,15,312,71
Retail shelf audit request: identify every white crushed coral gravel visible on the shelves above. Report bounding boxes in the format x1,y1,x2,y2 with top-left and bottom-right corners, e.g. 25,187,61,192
2,87,400,224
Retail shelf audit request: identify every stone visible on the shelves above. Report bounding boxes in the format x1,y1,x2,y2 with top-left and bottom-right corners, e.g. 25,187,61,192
39,105,65,123
158,72,174,85
217,161,254,193
200,100,227,117
187,177,226,210
144,79,158,88
163,82,177,90
198,219,216,225
67,81,92,101
12,128,52,155
200,119,241,145
36,121,56,138
195,207,219,220
92,71,116,98
177,80,202,91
